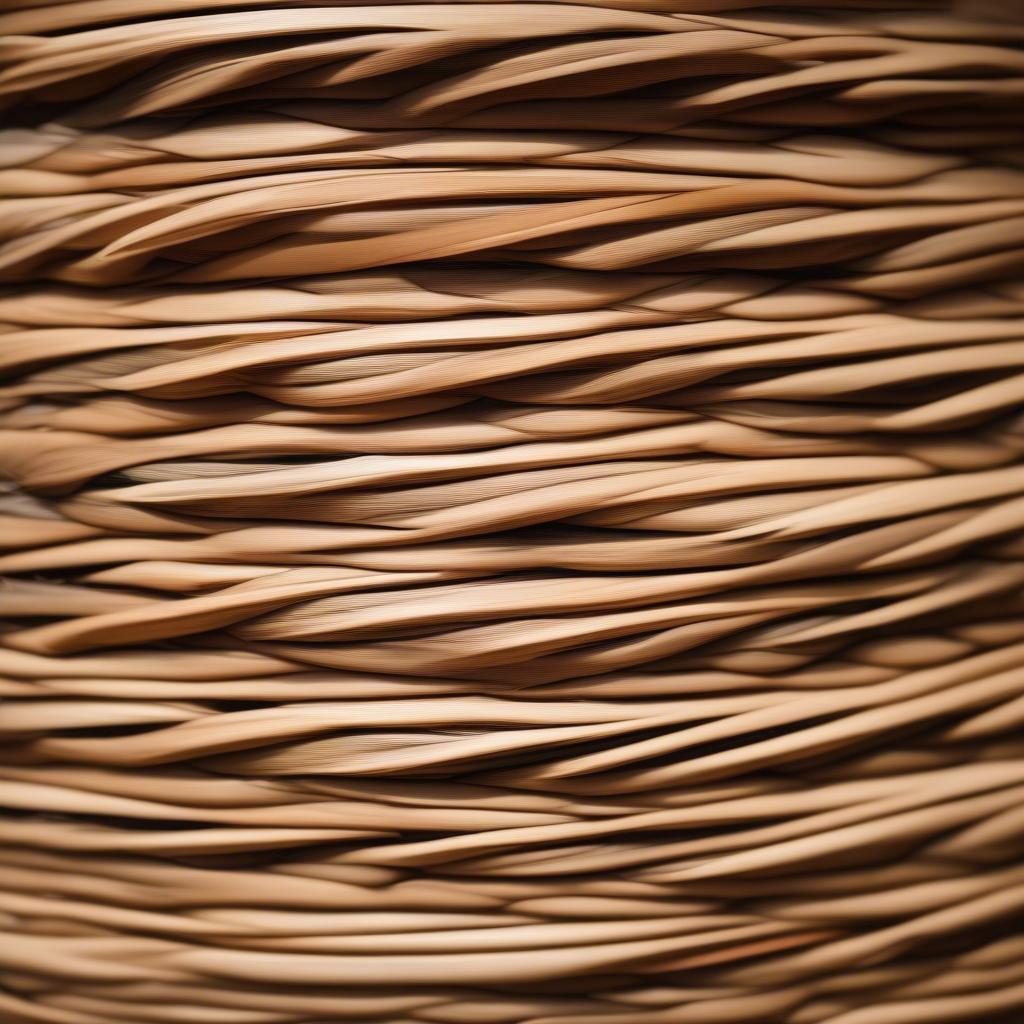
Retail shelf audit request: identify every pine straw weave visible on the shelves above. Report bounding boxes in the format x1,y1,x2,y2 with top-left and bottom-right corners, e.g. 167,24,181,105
1,2,1024,1022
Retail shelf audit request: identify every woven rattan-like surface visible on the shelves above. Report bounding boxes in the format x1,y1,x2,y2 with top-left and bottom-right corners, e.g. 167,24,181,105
1,2,1024,1021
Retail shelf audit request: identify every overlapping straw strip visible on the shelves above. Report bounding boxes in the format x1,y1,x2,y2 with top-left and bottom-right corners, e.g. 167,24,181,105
1,1,1024,1021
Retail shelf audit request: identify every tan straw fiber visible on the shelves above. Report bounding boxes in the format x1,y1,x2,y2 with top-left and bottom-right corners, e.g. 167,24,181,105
1,0,1023,1020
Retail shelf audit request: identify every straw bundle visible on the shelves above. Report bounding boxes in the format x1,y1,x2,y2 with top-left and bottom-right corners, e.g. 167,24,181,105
1,1,1023,1021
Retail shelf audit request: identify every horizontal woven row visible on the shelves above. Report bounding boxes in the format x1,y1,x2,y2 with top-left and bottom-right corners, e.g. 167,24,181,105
1,1,1024,1022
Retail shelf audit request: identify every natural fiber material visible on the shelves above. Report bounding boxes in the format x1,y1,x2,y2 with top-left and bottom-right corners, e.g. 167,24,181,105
1,2,1024,1021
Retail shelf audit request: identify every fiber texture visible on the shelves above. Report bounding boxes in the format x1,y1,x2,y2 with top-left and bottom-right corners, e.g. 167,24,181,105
1,2,1024,1022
